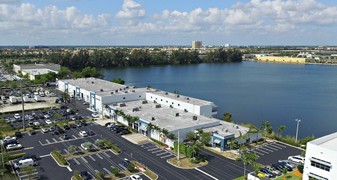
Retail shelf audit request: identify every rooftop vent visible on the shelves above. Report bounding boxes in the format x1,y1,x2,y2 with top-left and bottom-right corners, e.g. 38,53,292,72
169,105,173,108
176,95,180,98
236,125,239,129
193,116,197,120
184,109,188,112
155,104,161,108
151,117,156,121
110,92,114,95
100,89,104,92
124,91,128,93
112,103,117,106
186,97,190,100
142,100,148,104
119,103,126,107
92,81,94,84
115,90,118,93
153,100,157,104
165,92,168,95
175,113,179,117
125,86,129,89
131,90,135,92
132,107,139,112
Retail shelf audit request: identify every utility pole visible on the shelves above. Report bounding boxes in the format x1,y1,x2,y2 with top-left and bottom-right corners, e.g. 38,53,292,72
295,119,301,143
177,130,180,161
20,80,26,131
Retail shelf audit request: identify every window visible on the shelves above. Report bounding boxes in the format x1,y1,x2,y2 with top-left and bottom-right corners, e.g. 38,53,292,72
310,161,331,172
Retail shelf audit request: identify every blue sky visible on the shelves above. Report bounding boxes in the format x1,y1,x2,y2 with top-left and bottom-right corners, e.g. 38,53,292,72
1,0,337,46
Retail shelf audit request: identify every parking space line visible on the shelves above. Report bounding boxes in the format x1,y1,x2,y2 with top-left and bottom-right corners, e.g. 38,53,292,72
267,143,283,149
273,142,287,148
144,146,156,150
96,154,103,159
103,168,111,175
264,145,279,151
52,138,58,142
81,156,88,163
156,152,170,156
260,147,273,152
102,152,110,158
73,158,80,165
88,155,96,161
152,149,165,153
118,164,127,171
254,148,269,154
161,154,175,159
46,139,51,144
147,147,159,151
251,150,264,156
40,154,51,158
140,142,152,146
72,135,77,139
64,149,69,154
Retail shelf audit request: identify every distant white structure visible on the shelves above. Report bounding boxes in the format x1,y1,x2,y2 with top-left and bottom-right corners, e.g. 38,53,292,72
13,63,61,80
192,41,202,49
303,132,337,180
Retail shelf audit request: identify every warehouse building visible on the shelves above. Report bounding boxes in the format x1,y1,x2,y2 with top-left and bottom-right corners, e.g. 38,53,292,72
13,63,61,80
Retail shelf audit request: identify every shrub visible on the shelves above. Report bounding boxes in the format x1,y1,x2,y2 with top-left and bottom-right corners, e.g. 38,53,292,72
111,167,120,176
8,152,26,160
96,171,105,179
127,163,136,172
51,149,68,165
297,164,304,173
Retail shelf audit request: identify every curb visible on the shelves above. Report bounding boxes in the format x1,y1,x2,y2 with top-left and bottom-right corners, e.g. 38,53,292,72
166,158,207,169
50,152,69,168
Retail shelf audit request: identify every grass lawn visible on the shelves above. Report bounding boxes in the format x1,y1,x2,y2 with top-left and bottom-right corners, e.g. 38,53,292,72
274,174,302,180
232,176,245,180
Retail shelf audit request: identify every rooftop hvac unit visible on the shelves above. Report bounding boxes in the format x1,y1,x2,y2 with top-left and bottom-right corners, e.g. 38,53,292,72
115,90,118,93
236,126,239,129
176,95,180,98
125,86,129,89
175,113,179,117
112,103,118,106
142,100,148,104
110,92,114,95
184,109,188,112
132,107,139,112
154,100,157,103
155,104,161,108
131,90,135,92
92,81,94,84
165,92,168,95
169,105,173,108
151,117,155,121
193,116,197,120
124,91,128,93
119,103,126,107
100,89,104,92
186,97,190,100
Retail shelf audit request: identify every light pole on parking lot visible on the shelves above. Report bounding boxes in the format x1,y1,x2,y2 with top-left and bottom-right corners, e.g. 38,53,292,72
295,119,301,143
20,80,26,131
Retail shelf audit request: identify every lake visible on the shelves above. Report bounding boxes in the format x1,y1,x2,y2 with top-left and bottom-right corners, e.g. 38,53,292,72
102,61,337,138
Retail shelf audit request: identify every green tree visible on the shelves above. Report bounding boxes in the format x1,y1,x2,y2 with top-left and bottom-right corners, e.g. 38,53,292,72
240,151,259,178
199,132,212,146
111,78,125,84
96,171,105,180
68,145,77,154
223,112,233,122
72,71,82,79
95,139,105,148
260,121,273,135
186,131,196,142
277,125,286,137
21,166,36,180
111,167,120,176
282,168,288,180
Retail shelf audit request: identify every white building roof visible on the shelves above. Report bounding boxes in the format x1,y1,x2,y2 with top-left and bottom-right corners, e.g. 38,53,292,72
308,132,337,152
62,78,126,93
96,87,154,97
149,90,216,106
110,100,220,132
202,121,250,138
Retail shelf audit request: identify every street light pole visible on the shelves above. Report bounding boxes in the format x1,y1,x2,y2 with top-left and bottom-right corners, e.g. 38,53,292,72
20,80,26,131
295,119,301,143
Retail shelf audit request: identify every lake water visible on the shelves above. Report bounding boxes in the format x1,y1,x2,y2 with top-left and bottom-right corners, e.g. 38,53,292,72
102,61,337,138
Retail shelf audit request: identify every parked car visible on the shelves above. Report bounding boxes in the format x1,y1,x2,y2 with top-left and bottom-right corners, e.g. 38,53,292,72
288,155,305,164
271,163,284,171
80,171,93,180
14,113,21,119
91,113,99,118
76,122,82,127
63,125,70,130
70,124,77,128
15,131,22,138
87,130,95,136
29,130,36,135
13,158,38,169
6,143,22,150
266,165,281,176
260,167,276,178
20,154,37,161
33,121,40,126
41,128,49,133
278,160,295,170
45,120,52,125
44,114,50,119
130,175,143,180
61,134,69,140
79,131,88,137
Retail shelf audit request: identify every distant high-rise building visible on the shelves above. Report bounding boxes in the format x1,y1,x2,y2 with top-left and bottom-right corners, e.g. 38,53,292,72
192,41,202,49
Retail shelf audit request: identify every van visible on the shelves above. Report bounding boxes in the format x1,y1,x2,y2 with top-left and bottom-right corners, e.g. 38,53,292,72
13,158,38,169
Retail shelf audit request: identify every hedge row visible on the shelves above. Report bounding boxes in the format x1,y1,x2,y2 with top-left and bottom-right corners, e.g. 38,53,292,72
51,150,68,166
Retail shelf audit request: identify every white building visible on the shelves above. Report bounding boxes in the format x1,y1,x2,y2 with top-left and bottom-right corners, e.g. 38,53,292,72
13,63,61,80
57,77,261,149
303,132,337,180
192,41,202,49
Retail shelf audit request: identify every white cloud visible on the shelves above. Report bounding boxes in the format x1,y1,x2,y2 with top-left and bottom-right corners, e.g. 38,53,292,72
116,0,145,19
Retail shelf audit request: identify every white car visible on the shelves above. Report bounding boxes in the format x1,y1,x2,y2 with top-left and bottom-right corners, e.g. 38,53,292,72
3,136,16,141
44,114,50,119
81,143,93,150
130,175,143,180
14,114,21,119
288,155,305,164
41,128,49,133
45,120,52,125
92,113,99,118
33,122,40,126
6,144,22,150
79,131,88,137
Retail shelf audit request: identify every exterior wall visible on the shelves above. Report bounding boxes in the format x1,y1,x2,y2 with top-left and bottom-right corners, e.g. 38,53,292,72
303,143,336,180
257,56,306,64
13,64,21,73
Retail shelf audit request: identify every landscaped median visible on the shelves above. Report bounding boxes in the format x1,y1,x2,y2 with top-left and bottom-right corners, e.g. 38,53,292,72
50,149,69,167
132,161,158,180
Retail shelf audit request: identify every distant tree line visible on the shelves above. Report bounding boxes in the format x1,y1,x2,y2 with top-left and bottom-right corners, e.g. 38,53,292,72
43,48,242,69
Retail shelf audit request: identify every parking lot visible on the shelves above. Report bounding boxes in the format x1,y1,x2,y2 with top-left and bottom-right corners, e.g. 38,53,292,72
140,142,175,160
249,141,304,166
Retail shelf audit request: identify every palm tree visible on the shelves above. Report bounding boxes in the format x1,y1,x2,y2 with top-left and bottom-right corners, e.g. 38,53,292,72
277,125,286,137
260,121,272,135
240,151,259,178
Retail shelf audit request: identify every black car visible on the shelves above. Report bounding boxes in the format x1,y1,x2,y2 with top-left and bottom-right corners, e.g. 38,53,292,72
278,162,292,171
81,121,88,126
62,134,69,140
63,125,70,130
29,130,36,135
105,122,112,127
21,154,38,161
76,122,82,127
15,131,22,138
271,163,284,171
80,171,93,180
87,130,95,136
